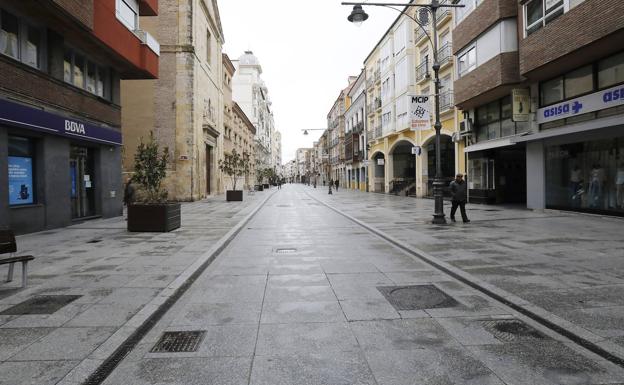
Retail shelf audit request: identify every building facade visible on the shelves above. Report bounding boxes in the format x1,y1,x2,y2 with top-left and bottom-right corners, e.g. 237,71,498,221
327,78,356,187
232,51,281,173
454,0,624,217
345,70,368,191
365,0,463,196
0,0,159,234
223,53,256,190
122,0,224,201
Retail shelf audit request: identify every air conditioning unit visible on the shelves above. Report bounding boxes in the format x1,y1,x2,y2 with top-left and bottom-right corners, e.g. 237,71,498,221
459,118,474,137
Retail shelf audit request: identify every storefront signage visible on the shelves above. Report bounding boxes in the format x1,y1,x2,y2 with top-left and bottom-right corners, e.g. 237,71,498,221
0,98,122,145
409,94,431,131
537,84,624,124
8,156,34,205
377,158,385,166
411,146,422,156
512,89,530,122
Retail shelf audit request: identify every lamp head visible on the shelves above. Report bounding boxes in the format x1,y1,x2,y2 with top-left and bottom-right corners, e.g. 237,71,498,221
348,5,369,27
303,130,309,135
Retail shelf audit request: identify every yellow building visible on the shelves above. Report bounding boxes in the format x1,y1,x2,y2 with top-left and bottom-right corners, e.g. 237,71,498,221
365,1,465,196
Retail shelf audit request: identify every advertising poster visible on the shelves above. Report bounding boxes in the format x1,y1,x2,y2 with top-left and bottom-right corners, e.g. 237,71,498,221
8,156,34,205
409,94,431,131
512,89,530,122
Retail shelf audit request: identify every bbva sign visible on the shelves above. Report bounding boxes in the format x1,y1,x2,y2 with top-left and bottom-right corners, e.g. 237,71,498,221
65,120,86,135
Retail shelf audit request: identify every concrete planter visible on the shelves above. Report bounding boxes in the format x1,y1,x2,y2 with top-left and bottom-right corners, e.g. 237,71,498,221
263,184,270,189
226,190,243,202
256,185,264,191
127,203,181,232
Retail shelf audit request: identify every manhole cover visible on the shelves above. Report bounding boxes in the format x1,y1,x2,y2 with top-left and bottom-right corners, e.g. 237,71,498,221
377,285,458,311
150,331,205,353
275,248,297,254
0,295,82,315
482,319,547,342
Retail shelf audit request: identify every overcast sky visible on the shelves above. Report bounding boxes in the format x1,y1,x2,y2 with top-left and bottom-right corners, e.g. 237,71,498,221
219,0,398,163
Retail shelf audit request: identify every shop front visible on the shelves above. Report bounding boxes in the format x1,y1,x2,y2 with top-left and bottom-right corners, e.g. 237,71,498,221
544,134,624,216
1,98,123,234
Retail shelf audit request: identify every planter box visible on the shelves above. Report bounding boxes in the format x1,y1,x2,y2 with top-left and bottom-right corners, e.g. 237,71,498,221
263,184,270,189
226,190,243,201
127,203,181,232
256,185,264,191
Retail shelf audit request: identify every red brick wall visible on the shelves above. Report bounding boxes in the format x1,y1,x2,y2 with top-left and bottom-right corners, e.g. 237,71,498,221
519,0,624,76
454,52,522,108
0,57,121,128
51,0,94,29
453,0,518,54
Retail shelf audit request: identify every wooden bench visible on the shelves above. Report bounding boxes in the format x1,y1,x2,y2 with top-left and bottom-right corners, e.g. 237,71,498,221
0,230,35,288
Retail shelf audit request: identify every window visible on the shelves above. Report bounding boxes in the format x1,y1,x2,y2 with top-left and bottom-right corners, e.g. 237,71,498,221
564,65,593,99
541,76,564,106
116,0,138,31
475,96,527,141
0,10,44,69
458,46,476,77
206,29,211,65
63,48,110,99
524,0,565,36
8,136,35,206
0,10,19,59
455,0,481,24
23,25,41,67
598,52,624,89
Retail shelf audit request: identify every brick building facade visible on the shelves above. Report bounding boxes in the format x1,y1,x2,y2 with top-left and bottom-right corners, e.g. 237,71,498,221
0,0,159,233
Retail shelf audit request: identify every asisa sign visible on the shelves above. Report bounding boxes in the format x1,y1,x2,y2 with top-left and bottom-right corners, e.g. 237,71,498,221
537,84,624,124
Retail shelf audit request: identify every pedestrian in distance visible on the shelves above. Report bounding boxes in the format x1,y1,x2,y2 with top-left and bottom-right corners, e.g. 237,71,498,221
449,173,470,223
335,179,339,191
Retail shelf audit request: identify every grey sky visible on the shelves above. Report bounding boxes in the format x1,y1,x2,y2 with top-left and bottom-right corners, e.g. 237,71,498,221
218,1,399,163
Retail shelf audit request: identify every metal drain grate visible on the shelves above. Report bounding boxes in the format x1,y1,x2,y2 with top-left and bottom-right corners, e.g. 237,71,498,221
482,319,548,342
377,285,458,311
275,248,297,254
150,331,206,353
0,295,82,315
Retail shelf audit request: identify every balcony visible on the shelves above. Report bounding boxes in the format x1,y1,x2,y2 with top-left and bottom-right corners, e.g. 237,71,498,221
434,1,452,25
416,58,430,83
439,89,454,112
353,121,364,133
375,124,382,139
415,27,427,44
367,102,375,115
437,42,452,69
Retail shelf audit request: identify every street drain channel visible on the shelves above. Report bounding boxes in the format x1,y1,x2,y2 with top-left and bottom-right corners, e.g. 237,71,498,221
150,331,206,353
87,239,102,244
377,285,458,311
275,248,297,254
0,295,82,315
482,319,548,342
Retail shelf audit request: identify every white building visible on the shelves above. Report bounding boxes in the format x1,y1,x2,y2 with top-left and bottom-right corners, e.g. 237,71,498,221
232,51,281,171
345,70,367,190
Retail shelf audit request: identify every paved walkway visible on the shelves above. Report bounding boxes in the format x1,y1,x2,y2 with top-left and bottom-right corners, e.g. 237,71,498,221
0,191,271,385
83,185,624,384
309,184,624,358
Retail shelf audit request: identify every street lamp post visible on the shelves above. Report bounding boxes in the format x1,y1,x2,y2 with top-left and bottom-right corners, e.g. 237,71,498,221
343,1,463,225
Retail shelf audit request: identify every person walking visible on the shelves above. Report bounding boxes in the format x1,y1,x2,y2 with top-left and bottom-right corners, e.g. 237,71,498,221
449,173,470,223
335,179,339,191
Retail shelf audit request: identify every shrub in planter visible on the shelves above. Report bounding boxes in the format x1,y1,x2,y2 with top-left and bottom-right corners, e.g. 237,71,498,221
127,132,180,232
219,150,250,202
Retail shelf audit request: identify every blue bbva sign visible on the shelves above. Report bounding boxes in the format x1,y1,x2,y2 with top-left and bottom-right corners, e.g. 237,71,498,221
0,98,122,145
537,84,624,124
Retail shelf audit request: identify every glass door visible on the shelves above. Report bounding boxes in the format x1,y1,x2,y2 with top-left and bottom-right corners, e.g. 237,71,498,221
70,146,96,219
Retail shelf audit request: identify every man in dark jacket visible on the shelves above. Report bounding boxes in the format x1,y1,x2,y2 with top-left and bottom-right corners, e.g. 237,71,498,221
449,173,470,223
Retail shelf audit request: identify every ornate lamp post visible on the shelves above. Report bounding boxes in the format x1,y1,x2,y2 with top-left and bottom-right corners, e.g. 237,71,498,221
343,1,463,224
